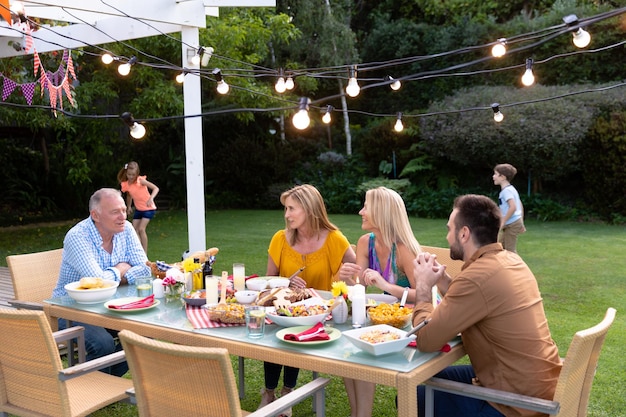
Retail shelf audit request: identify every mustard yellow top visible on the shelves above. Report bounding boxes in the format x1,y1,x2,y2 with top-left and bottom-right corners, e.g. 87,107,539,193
267,229,350,291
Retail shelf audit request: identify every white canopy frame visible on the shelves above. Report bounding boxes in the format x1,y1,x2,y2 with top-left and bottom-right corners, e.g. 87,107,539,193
0,0,275,253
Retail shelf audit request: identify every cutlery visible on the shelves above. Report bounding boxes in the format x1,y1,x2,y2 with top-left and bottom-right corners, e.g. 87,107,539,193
322,296,342,320
288,266,306,280
405,318,430,338
219,271,228,305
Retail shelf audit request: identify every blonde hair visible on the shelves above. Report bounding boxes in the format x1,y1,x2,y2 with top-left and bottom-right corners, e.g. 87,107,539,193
280,184,338,246
116,161,140,184
365,187,421,257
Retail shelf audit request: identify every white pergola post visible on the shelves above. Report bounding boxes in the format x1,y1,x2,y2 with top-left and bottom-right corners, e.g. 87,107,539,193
180,26,206,253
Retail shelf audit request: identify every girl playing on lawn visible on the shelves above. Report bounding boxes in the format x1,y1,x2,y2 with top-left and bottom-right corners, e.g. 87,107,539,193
117,161,159,254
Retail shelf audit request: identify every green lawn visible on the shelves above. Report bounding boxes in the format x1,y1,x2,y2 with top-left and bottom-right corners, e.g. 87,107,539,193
1,210,624,416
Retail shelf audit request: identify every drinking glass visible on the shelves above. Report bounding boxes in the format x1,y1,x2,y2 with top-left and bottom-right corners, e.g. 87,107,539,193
136,277,153,297
245,305,266,338
233,263,246,291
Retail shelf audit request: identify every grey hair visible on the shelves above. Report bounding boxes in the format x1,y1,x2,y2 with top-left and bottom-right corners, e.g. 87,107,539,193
89,188,122,212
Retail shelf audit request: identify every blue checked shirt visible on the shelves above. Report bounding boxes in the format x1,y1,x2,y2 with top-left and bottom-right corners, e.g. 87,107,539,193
53,217,150,297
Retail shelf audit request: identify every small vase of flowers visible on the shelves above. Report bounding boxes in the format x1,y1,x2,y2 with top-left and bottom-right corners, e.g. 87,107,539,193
162,269,185,304
331,281,350,324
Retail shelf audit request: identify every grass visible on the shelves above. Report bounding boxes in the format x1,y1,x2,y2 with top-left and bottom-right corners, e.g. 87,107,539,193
1,210,624,416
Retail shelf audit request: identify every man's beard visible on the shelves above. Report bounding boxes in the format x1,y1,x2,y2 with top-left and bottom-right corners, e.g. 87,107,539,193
449,236,464,261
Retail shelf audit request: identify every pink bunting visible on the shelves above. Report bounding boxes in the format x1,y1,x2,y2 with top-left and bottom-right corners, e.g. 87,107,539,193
21,82,35,105
62,78,74,107
67,55,76,80
33,50,40,76
2,77,16,101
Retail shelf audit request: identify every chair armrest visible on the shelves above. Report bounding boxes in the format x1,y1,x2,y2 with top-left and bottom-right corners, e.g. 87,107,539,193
53,326,86,363
8,299,44,310
58,350,126,381
247,377,331,417
126,387,136,405
424,377,560,416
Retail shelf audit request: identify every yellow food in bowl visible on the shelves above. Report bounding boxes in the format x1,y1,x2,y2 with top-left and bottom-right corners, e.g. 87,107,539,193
367,303,412,329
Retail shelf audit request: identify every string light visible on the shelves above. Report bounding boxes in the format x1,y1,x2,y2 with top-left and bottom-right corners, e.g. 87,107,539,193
175,71,186,83
521,58,535,87
322,105,333,124
275,69,286,93
292,97,311,130
201,47,214,67
212,68,230,94
101,53,114,65
491,103,504,122
285,76,295,90
394,112,404,132
117,56,136,76
345,66,360,97
491,39,507,57
563,15,592,48
385,75,401,91
121,112,146,139
190,47,203,66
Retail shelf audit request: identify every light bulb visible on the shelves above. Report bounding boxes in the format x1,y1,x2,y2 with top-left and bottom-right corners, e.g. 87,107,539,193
292,109,310,130
394,118,404,132
101,53,114,65
275,77,286,93
190,53,201,66
216,80,230,95
346,77,360,97
201,47,214,66
572,28,591,48
389,76,401,91
491,41,506,58
130,122,146,139
285,77,294,90
176,72,185,83
117,63,131,76
491,103,504,122
322,112,331,124
521,68,535,86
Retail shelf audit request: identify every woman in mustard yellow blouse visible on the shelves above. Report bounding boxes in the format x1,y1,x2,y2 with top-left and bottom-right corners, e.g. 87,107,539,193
259,184,356,415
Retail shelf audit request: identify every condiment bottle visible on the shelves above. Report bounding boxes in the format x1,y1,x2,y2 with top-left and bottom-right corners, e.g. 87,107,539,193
192,257,203,290
202,252,213,290
351,282,366,328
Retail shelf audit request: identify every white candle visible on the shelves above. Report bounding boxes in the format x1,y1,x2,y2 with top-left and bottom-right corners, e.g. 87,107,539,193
205,276,219,304
351,283,366,327
152,278,164,298
233,263,246,291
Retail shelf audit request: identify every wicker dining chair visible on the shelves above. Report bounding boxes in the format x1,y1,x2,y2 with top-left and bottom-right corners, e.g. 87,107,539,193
118,329,331,417
420,246,464,279
423,307,617,417
7,248,64,315
0,308,132,417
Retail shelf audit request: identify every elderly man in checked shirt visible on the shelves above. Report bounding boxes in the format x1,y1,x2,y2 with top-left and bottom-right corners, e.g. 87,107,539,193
53,188,150,376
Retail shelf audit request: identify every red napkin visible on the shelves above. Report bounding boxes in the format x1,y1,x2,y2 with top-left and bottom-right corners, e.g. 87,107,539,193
108,295,155,310
284,322,330,342
408,340,451,352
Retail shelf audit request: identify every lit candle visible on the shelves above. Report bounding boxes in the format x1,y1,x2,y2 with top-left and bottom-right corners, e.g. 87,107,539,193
205,276,219,304
152,278,164,298
351,282,366,327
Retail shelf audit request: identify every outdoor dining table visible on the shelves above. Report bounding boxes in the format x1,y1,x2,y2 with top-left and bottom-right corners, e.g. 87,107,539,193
44,285,466,417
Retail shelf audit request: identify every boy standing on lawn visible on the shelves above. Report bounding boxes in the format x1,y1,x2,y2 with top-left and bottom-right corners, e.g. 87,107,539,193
493,163,526,253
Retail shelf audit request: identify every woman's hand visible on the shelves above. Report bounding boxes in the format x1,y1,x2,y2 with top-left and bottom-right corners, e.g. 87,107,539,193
362,268,386,290
289,275,307,289
339,262,361,285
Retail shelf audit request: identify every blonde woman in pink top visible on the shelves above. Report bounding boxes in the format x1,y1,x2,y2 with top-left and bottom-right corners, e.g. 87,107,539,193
117,161,159,254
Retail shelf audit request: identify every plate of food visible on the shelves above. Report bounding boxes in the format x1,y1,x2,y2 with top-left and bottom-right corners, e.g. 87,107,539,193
343,324,415,355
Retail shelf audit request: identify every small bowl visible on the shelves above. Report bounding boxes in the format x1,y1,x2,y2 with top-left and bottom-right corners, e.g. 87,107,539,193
65,279,119,304
343,324,415,356
234,290,259,304
268,278,290,289
246,278,268,291
182,290,207,306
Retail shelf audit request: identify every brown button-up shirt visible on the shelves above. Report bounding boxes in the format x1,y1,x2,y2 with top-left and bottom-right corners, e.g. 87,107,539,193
413,243,562,417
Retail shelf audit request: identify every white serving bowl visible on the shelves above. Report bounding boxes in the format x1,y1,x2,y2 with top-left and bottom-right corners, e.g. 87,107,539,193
246,278,268,291
343,324,416,356
234,290,259,304
268,278,290,288
266,309,328,327
65,279,119,304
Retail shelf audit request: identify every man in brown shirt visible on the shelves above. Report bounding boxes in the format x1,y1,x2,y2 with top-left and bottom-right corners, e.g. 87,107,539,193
412,194,561,417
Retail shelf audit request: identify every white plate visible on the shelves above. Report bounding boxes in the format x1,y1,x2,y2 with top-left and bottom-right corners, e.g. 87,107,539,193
104,297,160,312
276,326,341,345
366,294,398,305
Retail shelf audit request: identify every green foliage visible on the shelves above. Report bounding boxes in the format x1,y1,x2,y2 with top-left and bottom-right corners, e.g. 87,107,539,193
580,107,626,220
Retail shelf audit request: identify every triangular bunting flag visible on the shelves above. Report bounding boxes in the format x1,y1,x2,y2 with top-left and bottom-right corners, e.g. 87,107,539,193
33,50,40,76
21,82,36,105
2,77,17,101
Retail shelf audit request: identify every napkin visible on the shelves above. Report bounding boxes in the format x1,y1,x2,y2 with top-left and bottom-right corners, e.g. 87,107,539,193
284,322,330,342
108,295,155,310
407,340,451,352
